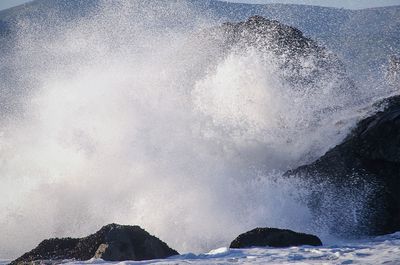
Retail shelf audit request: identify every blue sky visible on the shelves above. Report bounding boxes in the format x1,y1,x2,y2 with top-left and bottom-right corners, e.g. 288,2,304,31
0,0,400,11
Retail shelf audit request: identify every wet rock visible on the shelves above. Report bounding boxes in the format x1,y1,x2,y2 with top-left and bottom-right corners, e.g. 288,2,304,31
193,15,354,93
230,227,322,248
11,224,178,264
285,95,400,235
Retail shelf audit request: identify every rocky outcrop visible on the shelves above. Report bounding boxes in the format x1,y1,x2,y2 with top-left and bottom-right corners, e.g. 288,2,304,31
11,224,178,264
285,96,400,235
187,15,357,149
230,228,322,248
195,15,354,95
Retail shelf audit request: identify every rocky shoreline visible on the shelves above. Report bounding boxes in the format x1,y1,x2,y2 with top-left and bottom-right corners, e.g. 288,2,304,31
11,225,322,264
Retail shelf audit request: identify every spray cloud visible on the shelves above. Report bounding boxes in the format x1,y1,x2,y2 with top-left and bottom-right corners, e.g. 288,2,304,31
0,0,387,258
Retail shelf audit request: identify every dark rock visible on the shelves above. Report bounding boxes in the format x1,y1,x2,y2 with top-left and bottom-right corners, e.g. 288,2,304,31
193,15,354,94
230,227,322,248
11,224,178,264
184,16,356,137
285,95,400,235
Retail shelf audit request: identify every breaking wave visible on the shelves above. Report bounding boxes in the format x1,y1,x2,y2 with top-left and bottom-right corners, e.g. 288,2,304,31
0,0,393,258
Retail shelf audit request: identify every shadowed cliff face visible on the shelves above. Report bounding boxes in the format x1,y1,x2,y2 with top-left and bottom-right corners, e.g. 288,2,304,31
285,96,400,236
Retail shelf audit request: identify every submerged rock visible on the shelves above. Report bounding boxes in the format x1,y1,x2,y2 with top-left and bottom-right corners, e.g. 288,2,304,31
285,95,400,235
11,224,178,264
230,228,322,248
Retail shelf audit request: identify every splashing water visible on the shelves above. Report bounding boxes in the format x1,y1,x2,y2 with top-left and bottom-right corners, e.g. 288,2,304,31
0,0,391,258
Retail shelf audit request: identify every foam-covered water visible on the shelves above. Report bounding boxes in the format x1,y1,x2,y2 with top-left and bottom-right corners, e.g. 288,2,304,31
3,232,400,265
0,0,395,259
72,232,400,265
